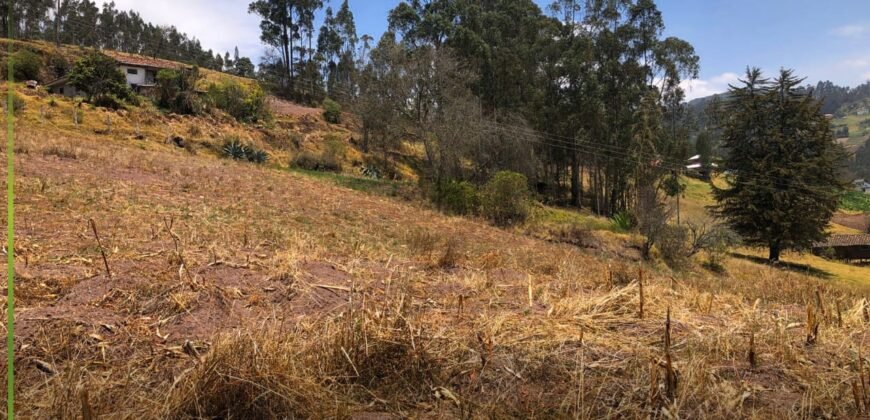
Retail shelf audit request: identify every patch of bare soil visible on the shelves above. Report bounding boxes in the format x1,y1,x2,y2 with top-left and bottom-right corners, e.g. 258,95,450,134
267,96,321,118
833,212,869,232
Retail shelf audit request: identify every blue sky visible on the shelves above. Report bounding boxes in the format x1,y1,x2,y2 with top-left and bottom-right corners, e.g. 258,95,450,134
102,0,870,100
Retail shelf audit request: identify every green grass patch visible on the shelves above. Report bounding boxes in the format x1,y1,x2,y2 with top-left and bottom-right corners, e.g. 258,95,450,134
289,167,415,199
529,206,616,232
841,191,870,212
683,177,714,204
832,114,870,143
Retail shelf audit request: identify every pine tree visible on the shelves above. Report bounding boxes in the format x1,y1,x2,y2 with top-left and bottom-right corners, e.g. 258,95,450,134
713,68,849,262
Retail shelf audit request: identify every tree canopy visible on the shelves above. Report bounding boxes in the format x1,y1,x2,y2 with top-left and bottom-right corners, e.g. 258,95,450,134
712,68,848,261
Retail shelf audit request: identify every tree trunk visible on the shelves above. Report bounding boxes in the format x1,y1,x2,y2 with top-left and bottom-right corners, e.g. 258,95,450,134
55,0,61,47
281,25,290,88
768,242,781,262
570,151,581,207
289,12,294,81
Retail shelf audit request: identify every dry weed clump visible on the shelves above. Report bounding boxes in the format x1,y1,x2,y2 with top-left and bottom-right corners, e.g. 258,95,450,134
163,326,343,418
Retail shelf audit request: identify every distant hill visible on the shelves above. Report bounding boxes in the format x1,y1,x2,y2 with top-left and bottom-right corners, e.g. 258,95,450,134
810,80,870,115
687,80,870,149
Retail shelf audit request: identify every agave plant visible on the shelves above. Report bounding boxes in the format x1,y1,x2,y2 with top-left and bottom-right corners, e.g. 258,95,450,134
222,140,248,160
246,149,269,164
610,211,636,232
360,165,380,179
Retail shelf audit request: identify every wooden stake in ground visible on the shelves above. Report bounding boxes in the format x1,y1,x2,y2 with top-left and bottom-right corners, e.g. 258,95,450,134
88,218,112,279
527,275,534,308
806,305,818,345
748,332,757,368
853,381,864,413
638,267,644,319
648,358,660,408
664,307,677,401
837,299,843,328
863,298,869,323
860,347,867,410
81,389,95,420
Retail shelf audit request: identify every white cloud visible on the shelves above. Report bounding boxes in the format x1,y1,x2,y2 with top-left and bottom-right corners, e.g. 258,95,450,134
833,55,870,85
832,24,869,38
98,1,264,60
842,57,870,68
680,72,740,101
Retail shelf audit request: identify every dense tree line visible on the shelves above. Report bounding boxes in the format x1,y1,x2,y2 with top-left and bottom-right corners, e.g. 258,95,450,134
330,0,697,215
810,80,870,115
252,0,845,263
249,0,360,101
1,0,253,75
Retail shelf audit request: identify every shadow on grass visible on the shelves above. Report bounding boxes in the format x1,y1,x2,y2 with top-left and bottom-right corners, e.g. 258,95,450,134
729,252,833,279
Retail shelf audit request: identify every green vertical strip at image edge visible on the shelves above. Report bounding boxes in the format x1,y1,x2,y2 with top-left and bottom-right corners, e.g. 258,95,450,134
5,1,14,417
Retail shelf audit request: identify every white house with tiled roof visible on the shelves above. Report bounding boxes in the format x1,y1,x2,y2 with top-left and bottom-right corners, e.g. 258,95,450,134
45,51,187,97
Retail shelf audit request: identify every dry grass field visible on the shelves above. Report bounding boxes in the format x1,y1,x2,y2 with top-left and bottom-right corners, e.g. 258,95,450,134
1,91,870,418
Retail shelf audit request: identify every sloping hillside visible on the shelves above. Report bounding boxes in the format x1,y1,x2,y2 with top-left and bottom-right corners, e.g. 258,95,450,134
2,89,870,418
0,39,253,90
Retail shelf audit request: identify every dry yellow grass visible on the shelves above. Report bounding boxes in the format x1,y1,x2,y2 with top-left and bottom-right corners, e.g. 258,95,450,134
1,90,870,418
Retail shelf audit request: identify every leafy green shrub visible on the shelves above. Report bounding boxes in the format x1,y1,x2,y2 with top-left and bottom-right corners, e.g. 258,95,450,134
9,50,42,81
292,151,342,172
69,51,131,104
658,225,690,270
322,98,341,124
433,179,480,215
221,139,268,164
207,80,268,123
47,52,69,79
841,191,870,212
155,68,204,115
92,93,126,110
481,171,531,226
610,211,636,232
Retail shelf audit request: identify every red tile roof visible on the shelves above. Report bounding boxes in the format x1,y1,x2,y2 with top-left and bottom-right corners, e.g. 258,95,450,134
813,234,870,248
103,51,188,70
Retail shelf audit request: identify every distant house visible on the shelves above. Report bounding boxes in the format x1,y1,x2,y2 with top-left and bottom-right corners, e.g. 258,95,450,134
685,154,717,180
45,51,187,97
853,179,870,193
812,234,870,262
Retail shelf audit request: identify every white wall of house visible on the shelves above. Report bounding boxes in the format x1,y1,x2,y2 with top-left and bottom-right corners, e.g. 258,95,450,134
49,83,84,98
119,65,147,86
